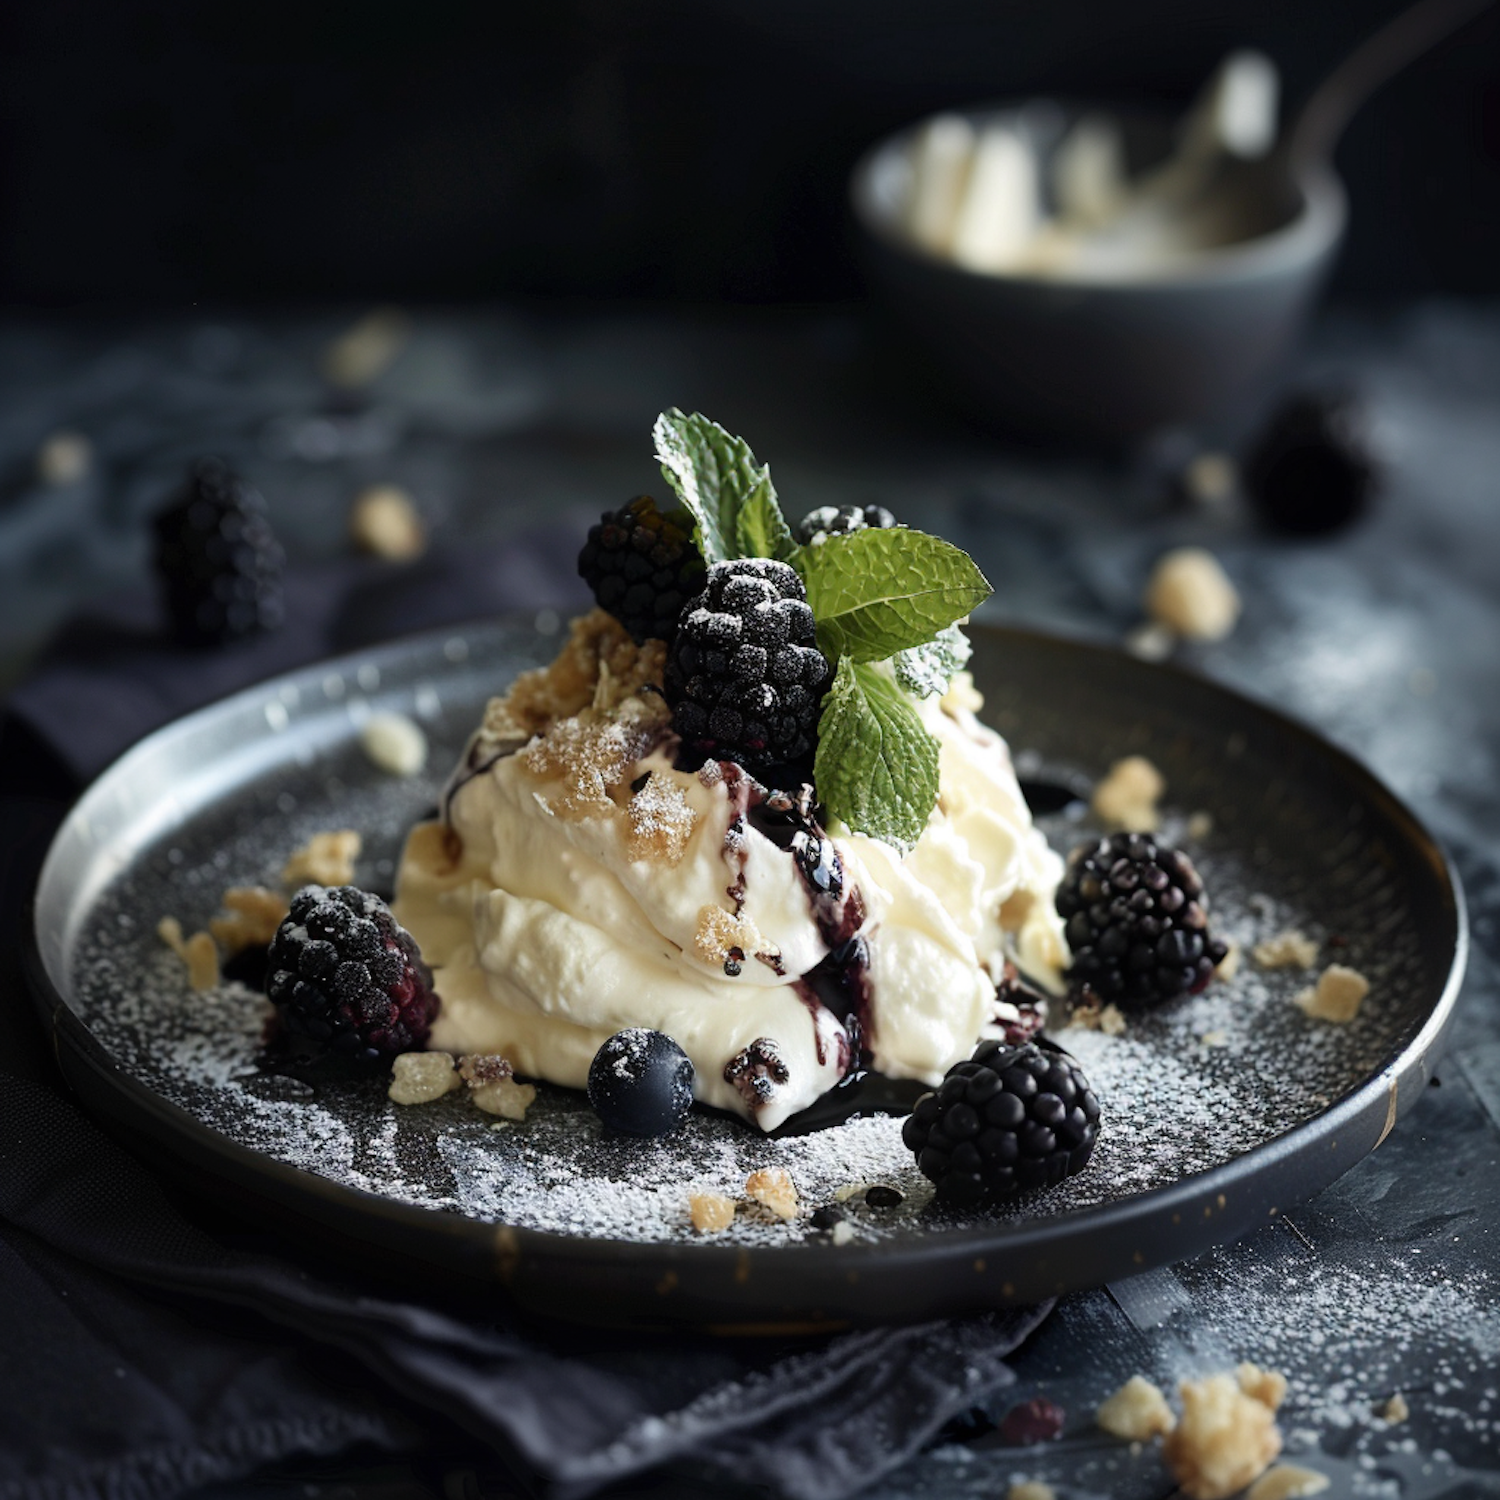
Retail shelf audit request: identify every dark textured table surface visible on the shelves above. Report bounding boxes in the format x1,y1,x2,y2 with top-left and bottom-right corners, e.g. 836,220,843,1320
2,303,1498,1498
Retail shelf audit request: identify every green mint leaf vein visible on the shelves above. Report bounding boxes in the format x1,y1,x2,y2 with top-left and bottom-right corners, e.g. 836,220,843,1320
653,408,790,566
815,657,940,852
893,622,973,699
799,527,991,663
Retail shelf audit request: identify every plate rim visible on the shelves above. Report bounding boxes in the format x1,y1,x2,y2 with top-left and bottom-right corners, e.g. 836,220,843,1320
24,618,1470,1330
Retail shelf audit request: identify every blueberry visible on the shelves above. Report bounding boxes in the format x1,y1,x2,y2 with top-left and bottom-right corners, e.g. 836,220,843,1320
587,1028,695,1137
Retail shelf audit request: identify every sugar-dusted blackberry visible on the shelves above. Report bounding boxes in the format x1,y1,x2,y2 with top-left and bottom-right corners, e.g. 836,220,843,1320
796,503,897,545
902,1040,1100,1204
664,558,830,772
587,1028,695,1136
1244,389,1380,536
152,458,286,647
265,885,438,1071
1057,831,1228,1010
577,495,707,645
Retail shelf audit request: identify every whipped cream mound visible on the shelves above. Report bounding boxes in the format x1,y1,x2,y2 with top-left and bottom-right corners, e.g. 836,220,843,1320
393,610,1066,1131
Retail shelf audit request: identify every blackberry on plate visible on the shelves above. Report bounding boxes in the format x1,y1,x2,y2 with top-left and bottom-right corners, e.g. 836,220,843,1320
577,495,707,645
664,558,830,772
902,1040,1100,1204
152,458,286,647
1056,831,1228,1010
1244,389,1379,536
587,1028,695,1136
796,504,896,545
266,886,438,1072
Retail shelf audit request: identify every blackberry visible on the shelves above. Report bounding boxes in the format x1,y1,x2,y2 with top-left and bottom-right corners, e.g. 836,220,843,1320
265,886,438,1072
152,458,286,647
587,1028,695,1136
577,495,707,645
1244,389,1379,536
1056,832,1228,1010
902,1040,1100,1204
664,558,830,772
796,504,897,545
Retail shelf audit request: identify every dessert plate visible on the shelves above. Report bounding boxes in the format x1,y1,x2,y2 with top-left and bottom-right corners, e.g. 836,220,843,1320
25,620,1466,1331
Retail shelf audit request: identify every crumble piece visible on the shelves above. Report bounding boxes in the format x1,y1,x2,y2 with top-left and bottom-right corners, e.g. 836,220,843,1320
1186,810,1215,840
521,695,670,819
1246,1465,1329,1500
695,905,770,976
1124,621,1175,662
388,1052,461,1105
1091,755,1165,832
349,484,425,559
689,1193,736,1235
157,916,220,992
471,1076,537,1120
627,773,697,865
360,711,428,777
829,1219,856,1246
1381,1393,1409,1424
1162,1373,1282,1500
37,430,93,486
745,1167,798,1221
282,829,361,888
1096,1375,1176,1441
459,1054,514,1086
724,1039,789,1112
1236,1362,1288,1412
1145,547,1241,642
1216,939,1242,982
323,306,409,387
1099,1003,1127,1036
1294,964,1370,1023
1182,452,1238,507
1200,1029,1229,1048
1007,1484,1056,1500
1254,930,1319,969
209,886,289,954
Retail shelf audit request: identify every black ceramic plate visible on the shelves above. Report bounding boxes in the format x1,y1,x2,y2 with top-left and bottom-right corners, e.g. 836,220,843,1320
25,620,1466,1332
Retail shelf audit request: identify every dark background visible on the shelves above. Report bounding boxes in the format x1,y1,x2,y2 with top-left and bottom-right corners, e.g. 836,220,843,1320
2,0,1498,310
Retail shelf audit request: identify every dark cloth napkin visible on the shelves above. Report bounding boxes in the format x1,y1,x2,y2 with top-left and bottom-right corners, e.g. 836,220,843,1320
0,536,1052,1500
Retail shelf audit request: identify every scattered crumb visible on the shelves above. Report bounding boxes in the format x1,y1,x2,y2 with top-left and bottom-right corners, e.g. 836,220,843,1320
1200,1029,1229,1048
1006,1484,1056,1500
1294,964,1371,1024
470,1076,537,1121
1236,1362,1288,1412
1186,810,1215,841
1124,621,1176,662
1096,1375,1176,1441
1070,1000,1103,1031
1182,451,1238,507
1215,939,1242,983
37,430,93,486
745,1167,798,1221
627,773,697,865
689,1193,737,1235
1246,1465,1330,1500
282,830,362,888
157,916,220,991
360,711,428,777
1162,1372,1282,1500
388,1052,461,1105
349,484,426,559
1145,547,1241,642
209,886,289,953
1099,1004,1127,1037
1381,1393,1409,1424
830,1219,856,1246
520,695,670,819
1091,755,1165,832
322,306,410,387
1253,930,1319,970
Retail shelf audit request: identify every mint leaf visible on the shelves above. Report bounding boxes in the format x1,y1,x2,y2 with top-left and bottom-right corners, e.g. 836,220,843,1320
735,471,796,562
815,657,940,852
653,409,790,566
893,622,973,699
799,527,990,663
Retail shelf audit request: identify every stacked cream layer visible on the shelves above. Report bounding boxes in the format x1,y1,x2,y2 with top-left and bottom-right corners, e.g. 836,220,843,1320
393,611,1066,1130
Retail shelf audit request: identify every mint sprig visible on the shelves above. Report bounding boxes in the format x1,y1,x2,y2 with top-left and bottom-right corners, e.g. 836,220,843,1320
795,527,989,664
653,408,794,566
814,657,940,853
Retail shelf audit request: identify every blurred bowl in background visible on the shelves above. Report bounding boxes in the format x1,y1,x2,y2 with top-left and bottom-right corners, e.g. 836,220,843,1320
850,100,1346,447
